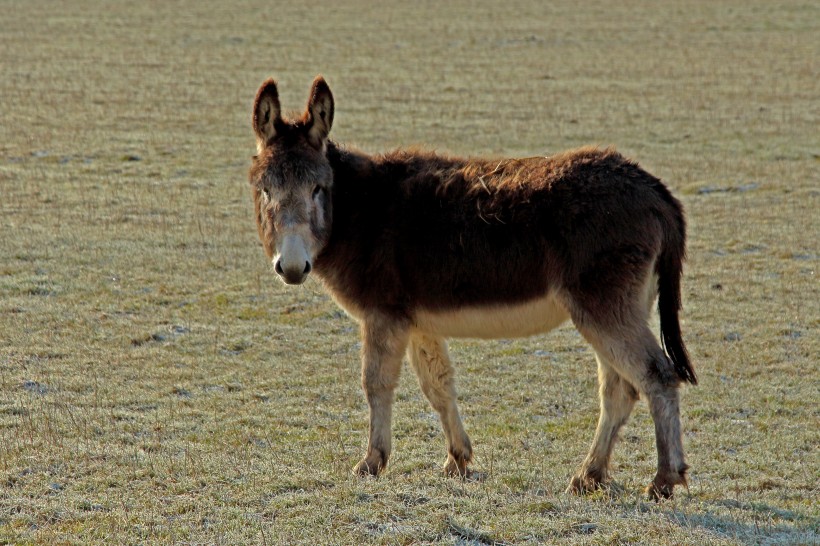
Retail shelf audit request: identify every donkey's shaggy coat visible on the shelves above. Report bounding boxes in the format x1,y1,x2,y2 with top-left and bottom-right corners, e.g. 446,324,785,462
248,76,696,499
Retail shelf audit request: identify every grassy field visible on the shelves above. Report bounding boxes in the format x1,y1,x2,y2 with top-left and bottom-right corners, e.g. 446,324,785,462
1,0,817,543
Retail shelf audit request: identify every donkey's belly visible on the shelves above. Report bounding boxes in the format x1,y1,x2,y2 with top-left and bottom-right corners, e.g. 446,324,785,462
412,293,570,339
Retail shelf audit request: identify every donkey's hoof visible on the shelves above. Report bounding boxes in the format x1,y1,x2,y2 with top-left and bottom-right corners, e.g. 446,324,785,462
443,460,486,482
646,467,688,500
353,453,386,477
566,471,607,495
353,460,380,477
443,453,471,479
645,481,674,501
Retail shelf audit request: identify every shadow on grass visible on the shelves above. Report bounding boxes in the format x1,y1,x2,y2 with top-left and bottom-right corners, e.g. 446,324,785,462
660,497,819,544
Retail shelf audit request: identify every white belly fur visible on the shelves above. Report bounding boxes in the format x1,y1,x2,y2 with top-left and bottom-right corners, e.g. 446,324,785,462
412,293,570,339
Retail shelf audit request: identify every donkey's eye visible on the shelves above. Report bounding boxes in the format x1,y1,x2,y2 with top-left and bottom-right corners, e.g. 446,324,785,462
312,185,322,200
261,187,271,201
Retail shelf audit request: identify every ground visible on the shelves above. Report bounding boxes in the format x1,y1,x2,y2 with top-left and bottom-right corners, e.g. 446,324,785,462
0,0,817,544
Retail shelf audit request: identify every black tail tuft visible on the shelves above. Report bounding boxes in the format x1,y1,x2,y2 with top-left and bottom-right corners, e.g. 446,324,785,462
657,225,697,385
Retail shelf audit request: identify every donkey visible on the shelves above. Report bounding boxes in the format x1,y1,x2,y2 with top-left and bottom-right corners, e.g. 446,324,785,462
248,76,697,499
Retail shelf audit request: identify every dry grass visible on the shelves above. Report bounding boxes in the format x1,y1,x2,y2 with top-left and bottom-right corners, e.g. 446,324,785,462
1,0,818,544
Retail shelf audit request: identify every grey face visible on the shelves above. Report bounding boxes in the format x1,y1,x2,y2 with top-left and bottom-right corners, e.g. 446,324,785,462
259,160,332,285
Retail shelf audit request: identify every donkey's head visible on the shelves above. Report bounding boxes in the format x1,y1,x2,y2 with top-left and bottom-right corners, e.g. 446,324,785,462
250,76,334,285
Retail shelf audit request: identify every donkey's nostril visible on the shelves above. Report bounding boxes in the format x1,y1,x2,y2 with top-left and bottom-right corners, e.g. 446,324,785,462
274,259,284,276
303,262,312,275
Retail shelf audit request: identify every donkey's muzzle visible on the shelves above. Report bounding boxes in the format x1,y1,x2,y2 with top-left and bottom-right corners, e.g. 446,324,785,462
274,257,311,285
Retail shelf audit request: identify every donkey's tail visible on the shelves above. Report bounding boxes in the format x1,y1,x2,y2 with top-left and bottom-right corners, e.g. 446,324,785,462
656,189,697,385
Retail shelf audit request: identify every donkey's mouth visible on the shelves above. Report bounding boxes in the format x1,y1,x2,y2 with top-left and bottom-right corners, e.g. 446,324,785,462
279,273,308,285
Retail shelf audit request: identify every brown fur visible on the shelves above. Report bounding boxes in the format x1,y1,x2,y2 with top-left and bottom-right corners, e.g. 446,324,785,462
249,77,696,499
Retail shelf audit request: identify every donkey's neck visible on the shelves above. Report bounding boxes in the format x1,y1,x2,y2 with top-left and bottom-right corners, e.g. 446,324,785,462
316,141,465,317
325,141,376,183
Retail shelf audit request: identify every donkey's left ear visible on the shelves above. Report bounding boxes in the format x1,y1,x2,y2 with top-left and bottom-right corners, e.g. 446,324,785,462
305,76,334,150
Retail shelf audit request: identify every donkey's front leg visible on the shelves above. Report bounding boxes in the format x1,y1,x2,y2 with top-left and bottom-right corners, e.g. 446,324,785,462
353,315,410,476
407,333,473,477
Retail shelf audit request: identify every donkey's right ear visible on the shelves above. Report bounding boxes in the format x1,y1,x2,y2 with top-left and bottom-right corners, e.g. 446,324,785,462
252,79,281,146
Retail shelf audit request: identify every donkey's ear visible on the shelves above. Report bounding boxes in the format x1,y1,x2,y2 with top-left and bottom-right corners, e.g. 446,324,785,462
252,78,281,146
305,76,334,150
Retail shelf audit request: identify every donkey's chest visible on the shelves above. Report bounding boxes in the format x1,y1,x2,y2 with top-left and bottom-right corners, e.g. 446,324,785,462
411,293,570,339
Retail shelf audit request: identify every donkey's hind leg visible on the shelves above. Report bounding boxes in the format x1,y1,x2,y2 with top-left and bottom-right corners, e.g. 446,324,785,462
576,323,689,499
407,333,473,477
567,354,639,494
